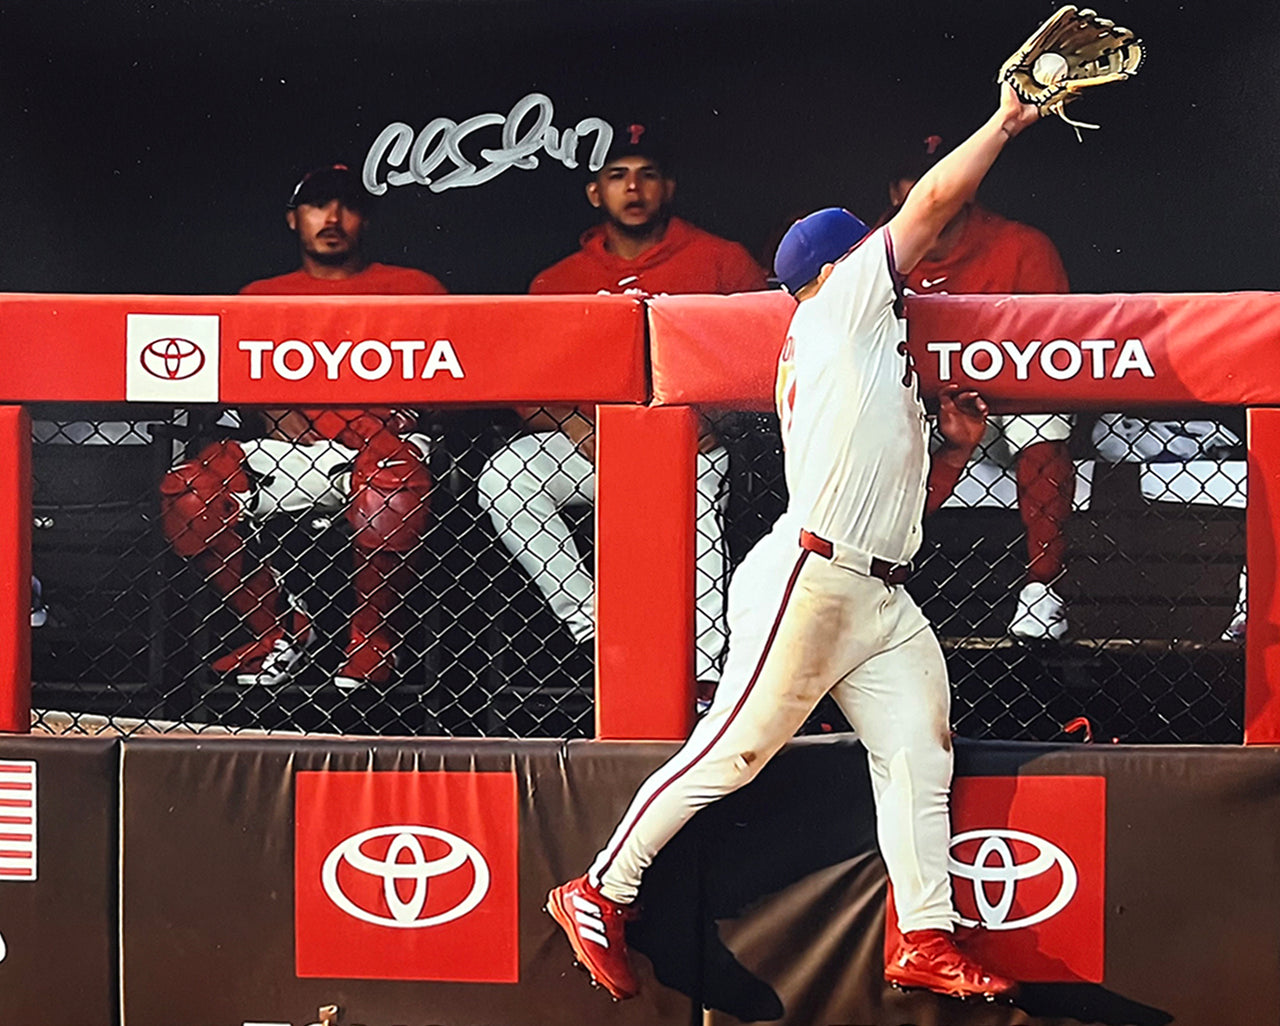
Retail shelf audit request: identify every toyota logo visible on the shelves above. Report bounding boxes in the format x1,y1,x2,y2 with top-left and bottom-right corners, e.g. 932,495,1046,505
320,825,490,929
948,828,1078,931
139,337,206,380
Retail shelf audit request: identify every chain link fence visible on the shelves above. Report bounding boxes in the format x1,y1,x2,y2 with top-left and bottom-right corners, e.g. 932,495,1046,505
28,402,1245,742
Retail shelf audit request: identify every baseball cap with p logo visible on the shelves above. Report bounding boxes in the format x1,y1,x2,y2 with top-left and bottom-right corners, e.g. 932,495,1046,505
598,118,674,176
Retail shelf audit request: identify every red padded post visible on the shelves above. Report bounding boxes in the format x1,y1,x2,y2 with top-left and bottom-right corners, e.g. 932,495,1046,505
0,406,31,733
1245,408,1280,743
595,404,697,740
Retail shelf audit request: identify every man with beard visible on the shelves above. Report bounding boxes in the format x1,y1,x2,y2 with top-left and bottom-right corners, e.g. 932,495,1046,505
477,122,767,699
161,165,445,692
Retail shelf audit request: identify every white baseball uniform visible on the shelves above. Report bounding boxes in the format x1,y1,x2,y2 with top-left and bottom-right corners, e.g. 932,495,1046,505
587,226,959,933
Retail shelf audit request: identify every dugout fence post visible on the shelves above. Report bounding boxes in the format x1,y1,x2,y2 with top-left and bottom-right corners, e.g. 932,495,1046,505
0,405,32,732
1245,407,1280,744
595,404,697,740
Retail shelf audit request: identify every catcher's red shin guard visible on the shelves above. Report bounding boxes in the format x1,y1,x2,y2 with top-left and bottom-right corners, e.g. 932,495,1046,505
159,440,250,557
347,441,431,553
195,545,281,637
885,929,1018,1001
546,876,639,1000
335,549,417,688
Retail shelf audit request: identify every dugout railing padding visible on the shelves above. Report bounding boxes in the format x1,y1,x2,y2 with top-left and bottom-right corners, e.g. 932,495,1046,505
2,290,1279,741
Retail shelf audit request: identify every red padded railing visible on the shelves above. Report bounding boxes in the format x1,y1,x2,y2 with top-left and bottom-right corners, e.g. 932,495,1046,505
3,290,1280,741
647,290,1280,744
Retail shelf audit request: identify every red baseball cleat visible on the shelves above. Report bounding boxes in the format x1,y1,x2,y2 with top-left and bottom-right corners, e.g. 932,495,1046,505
885,928,1018,1001
546,875,639,1000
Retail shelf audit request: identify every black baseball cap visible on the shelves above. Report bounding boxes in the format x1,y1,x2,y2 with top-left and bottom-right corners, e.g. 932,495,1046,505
888,133,947,186
597,119,674,176
285,164,376,213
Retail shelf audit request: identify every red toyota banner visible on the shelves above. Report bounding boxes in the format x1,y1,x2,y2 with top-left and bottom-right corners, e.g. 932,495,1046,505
10,289,1280,408
295,769,519,983
648,290,1280,410
907,291,1280,409
0,293,647,405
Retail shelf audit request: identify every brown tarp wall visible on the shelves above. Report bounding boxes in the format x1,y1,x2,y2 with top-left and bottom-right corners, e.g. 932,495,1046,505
0,735,117,1026
3,734,1280,1025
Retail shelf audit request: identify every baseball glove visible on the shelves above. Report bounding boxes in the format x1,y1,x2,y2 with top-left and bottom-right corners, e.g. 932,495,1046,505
998,6,1143,135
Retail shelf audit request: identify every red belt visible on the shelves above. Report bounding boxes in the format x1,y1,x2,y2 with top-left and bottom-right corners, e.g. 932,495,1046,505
799,530,910,586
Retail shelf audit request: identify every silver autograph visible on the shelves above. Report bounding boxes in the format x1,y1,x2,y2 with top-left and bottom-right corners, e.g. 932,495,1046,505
364,92,613,196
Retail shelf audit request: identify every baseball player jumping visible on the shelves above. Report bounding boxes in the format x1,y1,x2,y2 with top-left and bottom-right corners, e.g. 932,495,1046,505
546,82,1049,1004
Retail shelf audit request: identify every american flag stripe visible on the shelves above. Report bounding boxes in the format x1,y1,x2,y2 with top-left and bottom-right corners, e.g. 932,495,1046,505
0,762,35,881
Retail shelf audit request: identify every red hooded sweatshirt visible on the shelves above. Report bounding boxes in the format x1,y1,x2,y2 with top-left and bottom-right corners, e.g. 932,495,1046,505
530,217,767,296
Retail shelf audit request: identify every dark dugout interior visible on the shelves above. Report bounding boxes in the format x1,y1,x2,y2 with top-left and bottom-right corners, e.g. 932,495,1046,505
2,0,1274,298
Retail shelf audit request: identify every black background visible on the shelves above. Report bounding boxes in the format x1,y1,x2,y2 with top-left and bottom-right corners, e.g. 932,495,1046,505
1,0,1276,297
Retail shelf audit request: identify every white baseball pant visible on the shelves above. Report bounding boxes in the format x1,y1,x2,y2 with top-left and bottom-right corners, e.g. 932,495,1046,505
478,430,730,681
586,521,959,933
986,412,1072,461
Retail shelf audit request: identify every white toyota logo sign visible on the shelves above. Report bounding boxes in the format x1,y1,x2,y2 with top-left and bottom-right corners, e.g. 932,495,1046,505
125,313,220,402
948,828,1078,931
320,825,490,929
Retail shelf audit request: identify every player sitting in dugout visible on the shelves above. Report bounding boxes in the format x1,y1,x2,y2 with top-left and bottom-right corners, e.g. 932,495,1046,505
477,119,767,700
160,165,443,693
876,132,1075,643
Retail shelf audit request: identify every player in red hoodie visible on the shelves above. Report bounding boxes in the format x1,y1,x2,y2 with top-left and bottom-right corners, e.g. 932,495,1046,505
478,122,766,697
883,134,1075,641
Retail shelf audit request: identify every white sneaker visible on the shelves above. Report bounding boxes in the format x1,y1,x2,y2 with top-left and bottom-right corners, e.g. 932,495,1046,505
234,604,316,687
1009,582,1068,641
236,629,316,687
1221,566,1246,643
1221,614,1246,644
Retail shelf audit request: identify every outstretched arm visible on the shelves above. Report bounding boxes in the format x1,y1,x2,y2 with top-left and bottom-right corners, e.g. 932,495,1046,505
925,385,989,515
889,84,1041,276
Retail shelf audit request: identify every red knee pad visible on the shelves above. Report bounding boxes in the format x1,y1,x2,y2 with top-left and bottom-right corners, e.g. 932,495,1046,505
159,440,250,556
347,440,431,553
